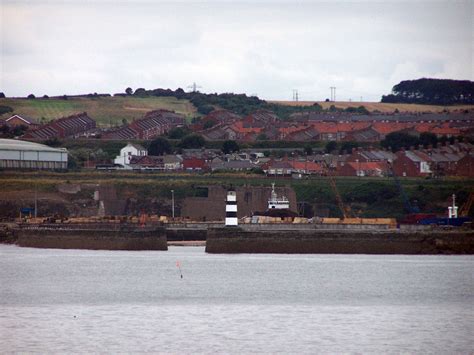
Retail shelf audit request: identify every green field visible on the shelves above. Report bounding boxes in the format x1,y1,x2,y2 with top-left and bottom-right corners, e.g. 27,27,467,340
0,96,197,127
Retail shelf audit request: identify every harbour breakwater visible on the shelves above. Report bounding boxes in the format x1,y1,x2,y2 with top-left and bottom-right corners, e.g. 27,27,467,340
2,222,474,254
15,224,168,251
206,225,474,254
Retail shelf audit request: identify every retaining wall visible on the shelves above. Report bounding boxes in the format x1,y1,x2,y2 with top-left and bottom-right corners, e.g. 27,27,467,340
206,227,474,254
17,227,167,250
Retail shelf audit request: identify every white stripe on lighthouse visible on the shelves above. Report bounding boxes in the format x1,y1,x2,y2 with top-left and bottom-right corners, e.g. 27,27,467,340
225,190,238,226
226,205,237,212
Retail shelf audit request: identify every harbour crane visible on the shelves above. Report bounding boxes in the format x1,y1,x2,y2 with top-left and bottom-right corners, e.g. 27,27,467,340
323,161,352,219
459,191,474,217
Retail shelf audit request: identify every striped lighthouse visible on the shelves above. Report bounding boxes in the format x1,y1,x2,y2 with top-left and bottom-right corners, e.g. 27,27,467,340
225,189,238,226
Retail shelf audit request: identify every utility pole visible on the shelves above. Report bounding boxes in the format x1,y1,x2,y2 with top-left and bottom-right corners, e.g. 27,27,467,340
171,189,175,219
187,82,202,93
34,182,38,219
329,87,336,102
292,89,299,101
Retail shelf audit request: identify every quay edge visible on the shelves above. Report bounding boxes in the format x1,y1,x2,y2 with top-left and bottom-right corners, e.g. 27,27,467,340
15,225,168,251
206,226,474,254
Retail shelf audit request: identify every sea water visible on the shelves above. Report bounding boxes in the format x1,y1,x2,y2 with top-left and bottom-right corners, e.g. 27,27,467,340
0,245,472,353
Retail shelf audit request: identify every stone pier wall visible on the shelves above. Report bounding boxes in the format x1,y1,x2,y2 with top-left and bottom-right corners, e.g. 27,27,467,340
206,227,474,254
17,227,167,251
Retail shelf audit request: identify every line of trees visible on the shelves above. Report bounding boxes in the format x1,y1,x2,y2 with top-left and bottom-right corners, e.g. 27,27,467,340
381,131,465,152
127,87,325,119
381,78,474,105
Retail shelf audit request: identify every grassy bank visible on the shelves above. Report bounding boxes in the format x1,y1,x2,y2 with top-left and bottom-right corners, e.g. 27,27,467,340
1,171,472,219
0,96,197,126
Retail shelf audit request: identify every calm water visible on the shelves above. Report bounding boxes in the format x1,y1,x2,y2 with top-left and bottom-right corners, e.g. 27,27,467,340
0,245,473,353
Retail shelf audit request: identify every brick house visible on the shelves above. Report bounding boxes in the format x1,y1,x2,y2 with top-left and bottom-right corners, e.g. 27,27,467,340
103,110,185,140
4,114,38,129
23,112,96,139
392,150,432,177
456,154,474,177
338,161,388,177
182,157,208,171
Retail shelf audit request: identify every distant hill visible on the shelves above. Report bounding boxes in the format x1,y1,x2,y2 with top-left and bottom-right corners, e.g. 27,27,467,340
0,96,197,127
2,88,473,128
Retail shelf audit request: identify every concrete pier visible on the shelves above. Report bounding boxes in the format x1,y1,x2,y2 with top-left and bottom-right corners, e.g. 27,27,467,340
206,225,474,254
16,224,168,250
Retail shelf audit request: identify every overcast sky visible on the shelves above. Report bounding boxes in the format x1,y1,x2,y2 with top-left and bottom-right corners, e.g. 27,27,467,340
1,0,472,101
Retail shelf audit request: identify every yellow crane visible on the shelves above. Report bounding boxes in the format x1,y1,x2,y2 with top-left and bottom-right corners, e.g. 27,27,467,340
324,161,352,219
459,191,474,217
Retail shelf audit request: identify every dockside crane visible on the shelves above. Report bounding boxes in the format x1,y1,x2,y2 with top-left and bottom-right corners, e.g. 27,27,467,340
323,161,352,219
459,191,474,217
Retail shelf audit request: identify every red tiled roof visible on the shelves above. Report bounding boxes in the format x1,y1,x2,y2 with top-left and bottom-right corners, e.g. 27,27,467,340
230,121,263,134
346,161,387,170
289,160,324,172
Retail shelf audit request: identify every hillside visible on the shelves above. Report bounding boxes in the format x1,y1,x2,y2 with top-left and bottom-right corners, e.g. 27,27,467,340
0,96,197,127
269,101,474,113
0,171,472,219
2,95,473,129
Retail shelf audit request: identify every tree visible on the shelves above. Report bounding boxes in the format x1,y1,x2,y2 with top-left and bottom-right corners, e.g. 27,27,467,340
179,134,205,149
381,78,474,105
27,94,35,99
167,127,190,139
197,104,214,115
0,92,5,98
339,141,358,154
121,118,128,126
303,144,313,156
134,88,147,97
203,120,216,129
325,141,338,153
222,140,240,154
0,105,13,115
419,132,438,148
256,133,268,141
43,137,62,147
148,137,172,155
381,132,420,152
12,125,27,136
125,87,133,95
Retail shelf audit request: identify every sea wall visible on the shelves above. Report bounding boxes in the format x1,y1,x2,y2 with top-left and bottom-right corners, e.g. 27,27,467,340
17,226,167,250
206,227,474,254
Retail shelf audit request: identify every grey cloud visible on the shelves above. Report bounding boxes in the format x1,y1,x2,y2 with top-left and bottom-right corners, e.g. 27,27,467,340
1,0,472,100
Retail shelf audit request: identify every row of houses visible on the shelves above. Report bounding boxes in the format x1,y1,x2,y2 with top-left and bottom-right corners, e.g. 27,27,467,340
2,109,185,141
22,112,96,139
109,142,474,177
3,108,473,144
196,109,474,142
102,110,185,140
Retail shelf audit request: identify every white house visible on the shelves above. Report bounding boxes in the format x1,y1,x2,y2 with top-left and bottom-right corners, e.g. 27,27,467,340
114,143,148,167
162,155,183,170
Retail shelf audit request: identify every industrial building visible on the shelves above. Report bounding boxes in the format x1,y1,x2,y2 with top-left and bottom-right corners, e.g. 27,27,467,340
0,139,68,169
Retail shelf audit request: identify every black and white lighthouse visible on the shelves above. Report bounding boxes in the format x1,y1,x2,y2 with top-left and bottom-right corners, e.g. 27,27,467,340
225,189,238,226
